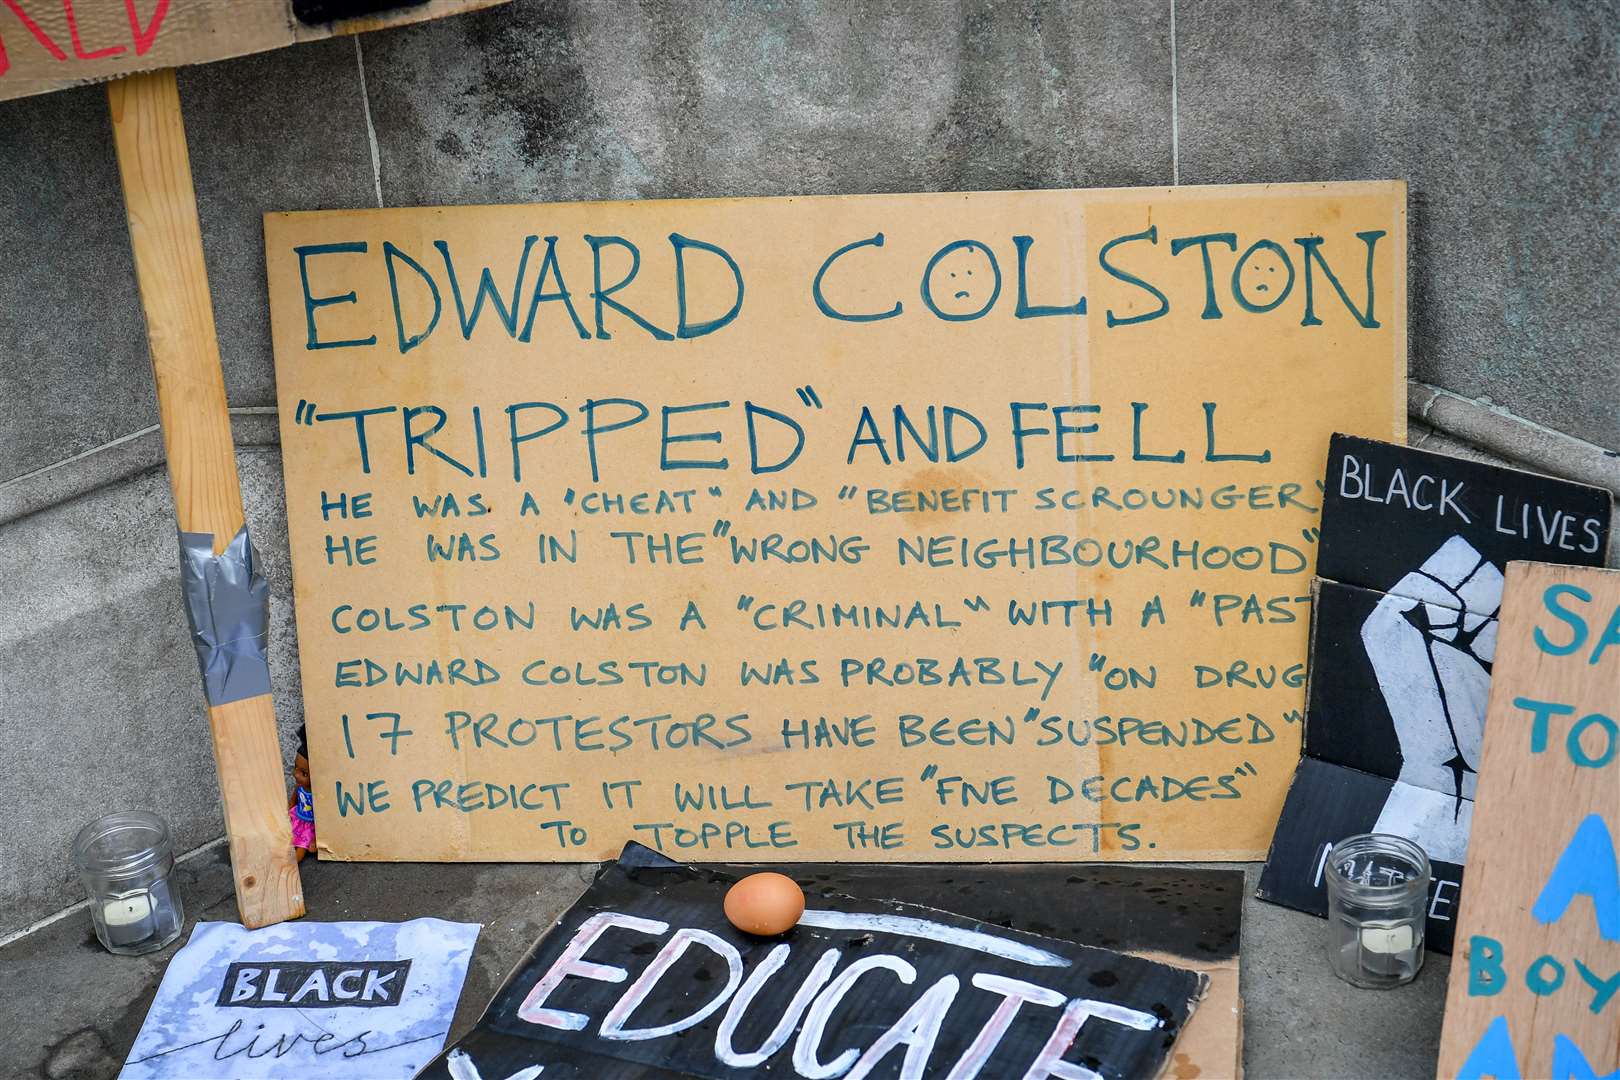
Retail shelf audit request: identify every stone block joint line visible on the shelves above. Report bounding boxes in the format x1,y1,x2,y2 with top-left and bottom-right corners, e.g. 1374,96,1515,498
1169,0,1180,186
355,36,384,209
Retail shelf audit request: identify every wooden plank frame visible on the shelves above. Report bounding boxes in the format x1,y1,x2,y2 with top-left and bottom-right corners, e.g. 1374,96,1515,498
108,69,304,928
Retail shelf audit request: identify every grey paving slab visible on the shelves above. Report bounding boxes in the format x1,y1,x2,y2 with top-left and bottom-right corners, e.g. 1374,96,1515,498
360,0,1172,206
0,80,155,484
1237,864,1449,1079
180,36,381,412
0,448,302,939
1176,0,1620,450
0,854,1445,1079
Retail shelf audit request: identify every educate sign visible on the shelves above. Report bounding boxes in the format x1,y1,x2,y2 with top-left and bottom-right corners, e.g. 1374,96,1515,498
420,846,1207,1079
265,182,1407,864
1438,562,1620,1079
0,0,505,102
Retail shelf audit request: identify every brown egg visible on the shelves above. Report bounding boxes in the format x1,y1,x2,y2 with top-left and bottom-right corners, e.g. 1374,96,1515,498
723,872,805,936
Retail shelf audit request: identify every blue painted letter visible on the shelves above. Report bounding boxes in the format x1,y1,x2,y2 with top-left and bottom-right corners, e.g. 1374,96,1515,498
297,242,377,350
1532,814,1620,942
1456,1016,1521,1080
670,233,744,338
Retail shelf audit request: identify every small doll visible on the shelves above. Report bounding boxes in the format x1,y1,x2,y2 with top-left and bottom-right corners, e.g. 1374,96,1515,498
289,726,316,860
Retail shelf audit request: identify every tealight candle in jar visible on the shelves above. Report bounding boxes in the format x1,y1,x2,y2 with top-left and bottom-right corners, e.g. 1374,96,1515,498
1324,833,1429,989
73,811,185,956
100,892,156,946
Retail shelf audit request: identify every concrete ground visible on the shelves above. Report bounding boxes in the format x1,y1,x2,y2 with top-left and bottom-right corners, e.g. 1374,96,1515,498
3,849,1448,1079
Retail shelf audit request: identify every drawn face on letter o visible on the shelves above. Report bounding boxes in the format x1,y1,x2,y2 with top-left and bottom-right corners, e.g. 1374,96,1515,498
922,240,1002,321
1233,240,1294,313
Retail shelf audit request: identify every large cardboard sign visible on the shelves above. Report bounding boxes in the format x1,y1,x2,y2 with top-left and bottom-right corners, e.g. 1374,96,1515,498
0,0,506,102
420,845,1209,1079
1257,437,1611,953
265,182,1408,863
1437,563,1620,1079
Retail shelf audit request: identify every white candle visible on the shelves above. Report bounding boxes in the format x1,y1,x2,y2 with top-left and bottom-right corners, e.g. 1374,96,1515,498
102,893,154,945
1360,922,1414,954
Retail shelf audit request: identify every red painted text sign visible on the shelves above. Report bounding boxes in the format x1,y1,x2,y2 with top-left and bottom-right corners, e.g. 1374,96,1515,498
0,0,506,102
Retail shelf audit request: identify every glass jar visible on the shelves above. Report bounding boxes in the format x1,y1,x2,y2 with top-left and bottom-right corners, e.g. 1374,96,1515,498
72,810,184,956
1324,832,1429,988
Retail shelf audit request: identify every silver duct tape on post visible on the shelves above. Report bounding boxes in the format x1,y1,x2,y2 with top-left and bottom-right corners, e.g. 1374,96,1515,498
178,526,272,707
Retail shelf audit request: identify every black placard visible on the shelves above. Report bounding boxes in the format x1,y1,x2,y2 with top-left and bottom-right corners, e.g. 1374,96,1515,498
1318,434,1610,597
770,861,1241,965
1303,578,1497,800
1256,757,1465,954
420,846,1208,1079
290,0,428,25
1258,435,1610,952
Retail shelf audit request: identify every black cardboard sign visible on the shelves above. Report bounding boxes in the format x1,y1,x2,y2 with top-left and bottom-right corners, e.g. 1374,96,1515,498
420,845,1208,1079
1258,435,1609,954
1313,435,1608,812
1304,578,1495,815
1318,434,1610,597
1256,756,1466,954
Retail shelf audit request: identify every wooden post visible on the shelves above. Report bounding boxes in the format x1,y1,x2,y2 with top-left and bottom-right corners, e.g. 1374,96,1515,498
107,69,304,929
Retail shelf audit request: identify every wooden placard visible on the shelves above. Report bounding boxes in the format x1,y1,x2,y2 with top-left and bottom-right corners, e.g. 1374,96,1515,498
0,0,507,102
23,0,505,927
265,182,1408,864
1437,562,1620,1078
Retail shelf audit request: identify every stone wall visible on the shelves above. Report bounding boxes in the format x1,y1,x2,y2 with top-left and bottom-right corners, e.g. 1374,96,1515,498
2,0,1616,937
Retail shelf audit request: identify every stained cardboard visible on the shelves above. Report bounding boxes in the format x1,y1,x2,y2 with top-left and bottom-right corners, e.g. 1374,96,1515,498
0,0,507,102
264,183,1408,863
1436,563,1620,1078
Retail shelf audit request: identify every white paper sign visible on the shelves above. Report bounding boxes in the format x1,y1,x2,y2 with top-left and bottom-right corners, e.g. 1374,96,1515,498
121,918,480,1079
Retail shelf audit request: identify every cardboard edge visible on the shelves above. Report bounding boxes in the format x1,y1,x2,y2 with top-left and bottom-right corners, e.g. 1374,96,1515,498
1252,754,1314,904
261,178,1416,221
1299,576,1327,757
1390,182,1409,445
